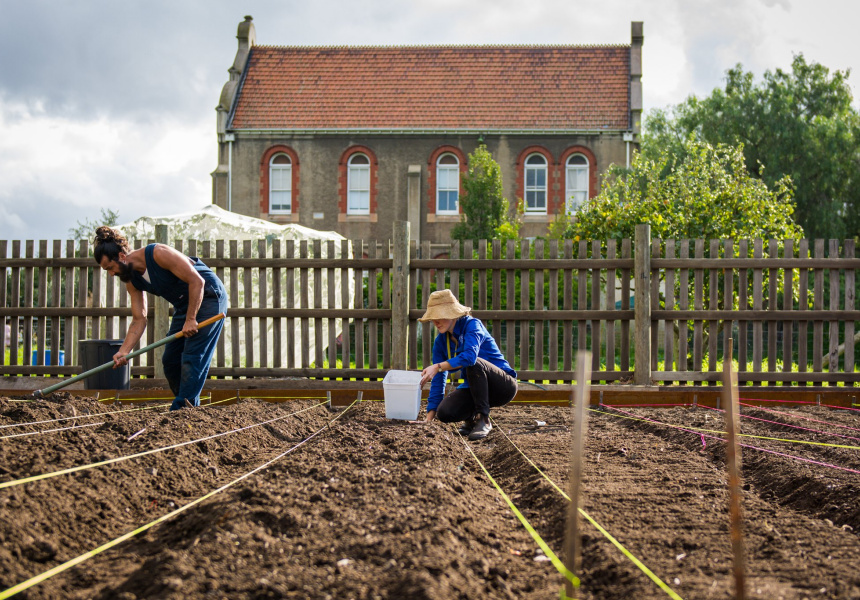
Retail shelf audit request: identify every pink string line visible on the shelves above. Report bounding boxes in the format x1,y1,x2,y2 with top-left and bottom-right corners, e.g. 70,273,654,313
603,405,860,475
739,402,860,435
701,404,860,443
739,396,860,413
599,403,691,407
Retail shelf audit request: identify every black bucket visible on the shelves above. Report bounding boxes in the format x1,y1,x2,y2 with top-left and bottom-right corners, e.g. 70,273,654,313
79,339,130,390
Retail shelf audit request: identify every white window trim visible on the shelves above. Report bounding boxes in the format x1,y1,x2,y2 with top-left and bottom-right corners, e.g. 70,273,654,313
269,155,292,214
565,154,589,215
524,154,548,214
436,154,460,215
347,155,371,215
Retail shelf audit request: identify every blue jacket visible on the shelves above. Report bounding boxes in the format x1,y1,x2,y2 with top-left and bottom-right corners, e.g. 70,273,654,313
427,315,516,413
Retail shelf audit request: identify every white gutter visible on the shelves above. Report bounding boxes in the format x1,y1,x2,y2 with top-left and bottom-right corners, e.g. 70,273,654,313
225,133,235,211
230,127,622,136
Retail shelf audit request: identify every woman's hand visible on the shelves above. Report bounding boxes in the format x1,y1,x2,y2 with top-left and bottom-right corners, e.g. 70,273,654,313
420,364,440,386
424,409,436,423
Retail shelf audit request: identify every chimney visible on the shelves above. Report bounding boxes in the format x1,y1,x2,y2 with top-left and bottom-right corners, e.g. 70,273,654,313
630,21,643,133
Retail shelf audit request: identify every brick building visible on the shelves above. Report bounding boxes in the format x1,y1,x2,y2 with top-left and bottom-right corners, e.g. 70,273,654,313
212,16,643,242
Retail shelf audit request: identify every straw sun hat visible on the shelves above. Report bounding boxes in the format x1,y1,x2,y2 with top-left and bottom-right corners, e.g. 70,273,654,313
418,289,472,322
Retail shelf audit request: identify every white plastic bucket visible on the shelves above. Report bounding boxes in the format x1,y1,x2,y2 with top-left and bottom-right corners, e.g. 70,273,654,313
382,370,423,420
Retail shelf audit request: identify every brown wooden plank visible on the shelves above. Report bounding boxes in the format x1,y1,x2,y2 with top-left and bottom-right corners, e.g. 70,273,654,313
492,239,502,346
368,240,378,370
353,240,365,370
421,240,432,368
214,240,226,371
752,239,763,375
549,240,559,377
326,240,337,369
243,240,255,369
535,239,545,376
506,240,516,363
272,240,282,369
464,239,474,310
520,239,531,373
64,240,75,366
737,240,748,373
650,238,661,377
34,240,47,366
563,239,573,373
314,239,324,369
50,240,62,367
798,240,809,376
707,240,719,385
76,240,88,368
594,240,603,375
258,240,269,369
577,240,587,355
341,240,351,372
767,239,778,384
478,238,488,314
828,239,839,374
229,240,241,372
381,239,391,369
620,238,631,373
693,239,704,380
407,240,418,370
724,240,735,379
605,240,616,376
813,239,824,373
782,239,794,377
844,240,855,377
664,239,675,383
678,240,689,374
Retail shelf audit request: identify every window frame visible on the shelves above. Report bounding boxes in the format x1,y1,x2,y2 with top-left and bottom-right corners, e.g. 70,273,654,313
347,153,371,215
565,153,590,214
268,153,292,214
435,153,460,215
524,153,548,214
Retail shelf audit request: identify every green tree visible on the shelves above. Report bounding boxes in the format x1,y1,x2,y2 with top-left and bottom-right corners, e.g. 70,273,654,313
68,208,120,241
644,55,860,240
451,145,520,242
562,138,803,242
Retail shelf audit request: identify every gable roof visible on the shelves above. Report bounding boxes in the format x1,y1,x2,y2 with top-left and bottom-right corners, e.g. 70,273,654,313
229,44,631,132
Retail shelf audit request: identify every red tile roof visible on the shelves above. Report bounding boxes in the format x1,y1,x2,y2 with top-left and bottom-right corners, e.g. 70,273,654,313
230,45,630,131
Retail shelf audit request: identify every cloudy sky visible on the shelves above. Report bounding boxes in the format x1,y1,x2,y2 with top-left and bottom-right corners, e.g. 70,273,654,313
0,0,857,244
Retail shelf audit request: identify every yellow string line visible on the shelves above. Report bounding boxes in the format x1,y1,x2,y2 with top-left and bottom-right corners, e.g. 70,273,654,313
0,402,171,432
0,397,360,600
491,417,684,600
460,438,580,598
597,408,860,451
0,398,328,491
1,422,104,440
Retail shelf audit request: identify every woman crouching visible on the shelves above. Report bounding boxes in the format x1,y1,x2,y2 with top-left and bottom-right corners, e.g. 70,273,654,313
418,290,517,440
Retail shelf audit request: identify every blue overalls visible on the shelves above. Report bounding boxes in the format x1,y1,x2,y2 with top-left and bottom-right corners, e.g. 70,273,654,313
130,244,228,410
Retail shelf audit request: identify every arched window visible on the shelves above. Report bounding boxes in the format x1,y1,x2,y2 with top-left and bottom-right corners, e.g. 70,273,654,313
566,154,589,214
269,154,292,213
347,153,370,215
436,153,460,215
524,154,547,213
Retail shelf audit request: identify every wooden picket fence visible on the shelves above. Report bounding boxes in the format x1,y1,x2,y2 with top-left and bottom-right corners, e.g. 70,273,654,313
1,224,858,387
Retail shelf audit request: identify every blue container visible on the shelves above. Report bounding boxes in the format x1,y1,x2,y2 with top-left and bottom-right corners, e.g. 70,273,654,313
32,350,65,365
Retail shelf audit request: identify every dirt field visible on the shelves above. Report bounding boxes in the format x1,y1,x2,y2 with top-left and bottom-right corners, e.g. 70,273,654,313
0,392,859,599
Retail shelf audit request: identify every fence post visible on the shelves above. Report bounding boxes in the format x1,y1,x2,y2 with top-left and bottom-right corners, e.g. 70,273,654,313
392,221,410,370
154,224,170,380
634,224,651,385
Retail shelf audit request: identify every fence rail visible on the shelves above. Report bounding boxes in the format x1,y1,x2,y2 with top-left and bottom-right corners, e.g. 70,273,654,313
1,224,858,387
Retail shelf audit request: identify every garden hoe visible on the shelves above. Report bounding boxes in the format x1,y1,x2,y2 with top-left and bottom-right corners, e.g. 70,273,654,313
32,313,226,399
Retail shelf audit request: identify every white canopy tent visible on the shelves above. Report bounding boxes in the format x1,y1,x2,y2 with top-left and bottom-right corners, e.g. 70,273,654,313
115,205,352,368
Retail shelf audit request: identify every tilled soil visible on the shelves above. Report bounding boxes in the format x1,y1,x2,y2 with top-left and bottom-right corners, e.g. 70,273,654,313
0,393,858,599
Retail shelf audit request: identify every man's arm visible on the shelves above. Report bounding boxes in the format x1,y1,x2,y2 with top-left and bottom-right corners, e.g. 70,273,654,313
151,244,205,336
113,283,147,367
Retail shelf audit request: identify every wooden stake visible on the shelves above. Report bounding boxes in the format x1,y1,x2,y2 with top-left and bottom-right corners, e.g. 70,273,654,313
722,338,746,600
564,351,591,598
